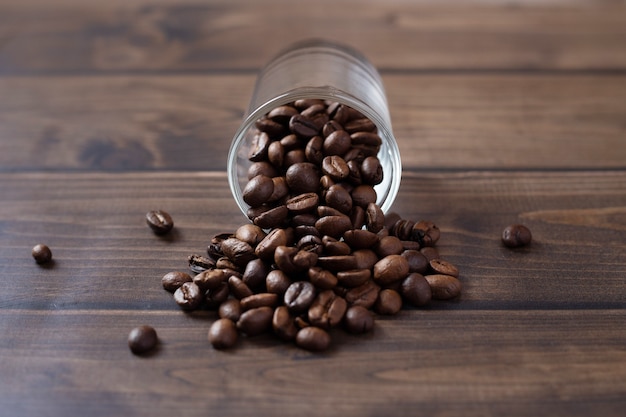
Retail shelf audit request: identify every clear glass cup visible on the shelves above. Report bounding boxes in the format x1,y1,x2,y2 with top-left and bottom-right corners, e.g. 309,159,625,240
228,38,401,216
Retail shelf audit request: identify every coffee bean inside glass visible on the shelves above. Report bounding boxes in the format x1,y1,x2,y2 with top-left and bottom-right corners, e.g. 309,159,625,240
228,39,402,218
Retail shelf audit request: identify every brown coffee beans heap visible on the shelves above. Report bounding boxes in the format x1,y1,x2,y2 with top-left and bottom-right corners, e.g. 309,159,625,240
163,100,462,351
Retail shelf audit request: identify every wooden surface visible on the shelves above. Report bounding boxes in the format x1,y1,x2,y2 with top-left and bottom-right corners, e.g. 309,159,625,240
1,1,625,416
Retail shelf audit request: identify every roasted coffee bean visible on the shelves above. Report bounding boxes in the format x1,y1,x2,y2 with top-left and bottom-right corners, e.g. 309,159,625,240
285,162,320,194
174,282,203,311
322,155,350,181
252,205,288,229
365,203,385,233
346,160,362,185
280,133,301,150
315,214,353,238
189,254,216,273
345,117,376,133
373,254,410,286
255,228,291,260
322,120,343,137
351,131,382,147
243,175,274,207
268,105,299,123
193,268,226,291
412,220,440,247
307,266,338,290
321,236,352,256
255,117,285,137
294,225,320,240
401,250,429,274
269,176,289,202
392,218,415,241
317,205,345,217
351,185,377,208
215,256,240,272
343,305,374,334
344,280,380,309
360,156,383,185
305,135,324,165
325,184,353,214
384,212,402,231
128,325,158,355
31,244,52,264
352,249,379,270
221,238,256,267
284,149,307,166
374,289,403,315
424,274,462,300
336,269,371,288
162,271,192,292
240,293,279,310
205,282,230,309
248,132,270,161
266,270,292,296
420,246,440,261
297,234,323,255
228,276,254,299
146,210,174,235
248,161,279,179
375,235,404,257
323,130,351,156
235,224,266,247
237,306,274,336
350,205,366,229
289,114,319,138
218,298,242,322
343,229,379,249
275,246,317,274
502,224,532,248
267,140,284,167
295,326,331,352
273,306,298,341
284,281,316,314
429,259,460,278
208,318,238,349
308,290,347,329
242,258,270,289
286,193,319,213
317,255,358,272
401,273,432,307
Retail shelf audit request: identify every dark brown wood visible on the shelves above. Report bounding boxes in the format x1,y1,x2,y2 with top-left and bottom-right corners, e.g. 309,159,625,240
1,0,625,416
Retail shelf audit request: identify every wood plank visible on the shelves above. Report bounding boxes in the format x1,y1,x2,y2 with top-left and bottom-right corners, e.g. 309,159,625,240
0,0,625,73
0,308,624,417
1,171,624,311
1,74,625,171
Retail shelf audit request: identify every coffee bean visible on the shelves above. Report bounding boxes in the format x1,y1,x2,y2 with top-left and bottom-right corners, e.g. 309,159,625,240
162,271,192,292
412,220,440,247
424,274,462,300
208,318,238,349
289,114,319,138
374,289,403,315
218,298,242,322
429,259,460,278
325,184,353,214
360,156,383,185
174,282,203,311
322,236,352,256
193,269,226,291
242,258,269,289
295,326,331,351
401,273,432,307
401,250,429,274
317,255,358,272
352,249,379,270
343,305,374,334
336,269,371,288
255,228,291,261
307,266,338,290
235,224,267,246
344,280,380,309
240,293,279,310
284,281,316,314
273,306,298,341
344,117,376,133
228,276,254,299
243,175,274,207
286,193,319,214
285,162,320,194
315,214,352,238
375,235,404,257
351,185,377,208
248,161,279,179
267,140,284,167
188,254,216,273
32,244,52,264
205,282,230,309
253,205,289,229
323,130,352,156
221,237,256,267
322,155,350,181
502,224,532,248
269,176,289,202
237,306,274,336
248,131,270,161
146,210,174,235
373,254,410,286
308,290,347,329
365,203,385,233
128,325,158,355
343,229,379,250
420,246,440,262
297,234,323,255
255,116,285,137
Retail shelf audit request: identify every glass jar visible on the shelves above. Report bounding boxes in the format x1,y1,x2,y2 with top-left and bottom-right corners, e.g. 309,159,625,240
227,39,401,216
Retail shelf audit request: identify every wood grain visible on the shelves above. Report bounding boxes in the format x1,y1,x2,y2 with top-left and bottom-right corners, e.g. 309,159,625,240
1,0,625,74
1,74,624,171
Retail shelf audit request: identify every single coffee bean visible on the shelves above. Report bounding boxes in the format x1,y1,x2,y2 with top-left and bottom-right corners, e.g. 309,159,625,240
268,104,299,123
240,293,279,310
272,306,298,341
248,161,279,179
205,282,230,309
374,289,403,315
269,176,289,202
128,325,158,355
305,135,324,165
242,258,270,289
322,155,350,181
350,131,382,147
173,282,203,311
284,149,307,166
284,281,317,314
235,224,266,247
297,234,323,255
344,117,376,133
336,269,371,288
322,120,343,137
296,326,331,352
323,129,352,156
255,116,285,137
350,205,366,229
352,249,379,270
218,298,242,322
343,305,374,334
344,280,380,309
360,156,383,185
193,268,226,291
215,256,240,272
286,193,319,214
32,244,52,264
343,229,379,250
401,250,429,274
424,274,462,300
384,212,402,231
420,246,440,261
308,267,338,290
373,254,410,286
317,255,358,272
289,114,320,138
375,235,404,257
315,214,353,238
188,254,216,273
208,318,238,349
221,238,256,267
285,162,320,194
401,273,432,307
267,140,284,167
321,236,352,256
248,131,270,161
242,175,274,207
253,205,289,229
325,184,353,214
351,185,377,208
280,133,301,151
237,306,274,336
365,202,385,233
429,259,460,278
412,220,440,247
228,276,254,299
162,271,192,292
266,269,292,296
255,228,290,260
146,210,174,235
502,224,532,248
308,290,348,329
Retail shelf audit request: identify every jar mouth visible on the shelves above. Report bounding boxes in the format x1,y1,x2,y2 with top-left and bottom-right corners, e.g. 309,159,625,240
227,87,402,218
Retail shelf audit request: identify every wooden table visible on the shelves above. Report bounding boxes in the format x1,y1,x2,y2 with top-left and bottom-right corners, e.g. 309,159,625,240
1,1,625,416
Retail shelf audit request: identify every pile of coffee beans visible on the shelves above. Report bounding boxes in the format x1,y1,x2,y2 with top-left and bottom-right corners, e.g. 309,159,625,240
162,100,462,352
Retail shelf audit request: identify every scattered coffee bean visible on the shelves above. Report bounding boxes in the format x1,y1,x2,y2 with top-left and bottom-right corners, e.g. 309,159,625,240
32,244,52,264
295,326,331,352
146,210,174,235
162,271,192,292
128,325,158,355
174,282,203,311
208,318,238,349
424,274,462,300
343,305,374,334
502,224,532,248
